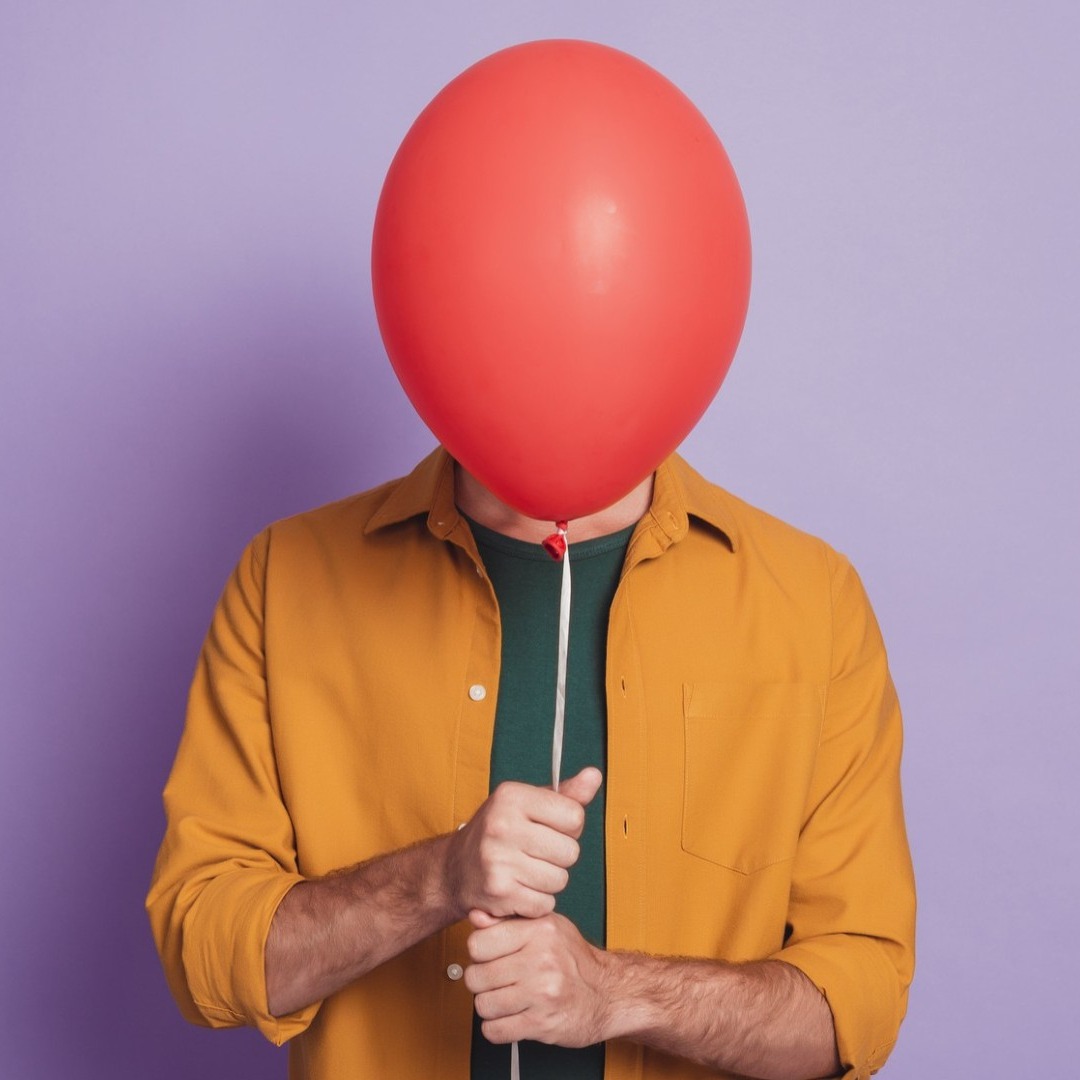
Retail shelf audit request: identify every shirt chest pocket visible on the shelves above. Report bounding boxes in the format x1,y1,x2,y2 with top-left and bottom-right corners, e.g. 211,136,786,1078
682,681,824,875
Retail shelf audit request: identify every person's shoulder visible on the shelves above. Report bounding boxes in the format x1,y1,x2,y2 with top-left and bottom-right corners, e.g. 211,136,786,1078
262,447,447,543
271,477,401,535
672,455,848,579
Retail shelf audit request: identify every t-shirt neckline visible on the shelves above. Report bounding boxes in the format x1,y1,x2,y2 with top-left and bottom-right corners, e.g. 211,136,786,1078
460,512,637,563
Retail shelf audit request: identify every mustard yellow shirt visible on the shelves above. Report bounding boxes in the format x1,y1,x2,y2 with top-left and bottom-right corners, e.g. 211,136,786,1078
147,448,915,1080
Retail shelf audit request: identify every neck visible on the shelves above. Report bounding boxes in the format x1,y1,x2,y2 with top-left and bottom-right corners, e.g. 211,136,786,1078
454,464,653,544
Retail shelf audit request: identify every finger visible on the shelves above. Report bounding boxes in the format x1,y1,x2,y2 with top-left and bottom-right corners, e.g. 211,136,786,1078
512,886,557,919
478,885,555,921
515,854,570,897
464,952,522,994
482,1013,532,1045
557,766,603,808
474,983,531,1022
468,909,502,929
521,827,580,870
513,786,588,838
467,918,531,963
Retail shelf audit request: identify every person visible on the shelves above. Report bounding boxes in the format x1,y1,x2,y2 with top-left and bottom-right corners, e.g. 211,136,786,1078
147,444,915,1080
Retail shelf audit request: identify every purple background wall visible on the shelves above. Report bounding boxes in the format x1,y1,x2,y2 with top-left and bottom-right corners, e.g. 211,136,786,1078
2,5,1076,1077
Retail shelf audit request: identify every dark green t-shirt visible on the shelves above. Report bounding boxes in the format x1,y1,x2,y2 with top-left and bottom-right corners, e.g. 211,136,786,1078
466,516,634,1080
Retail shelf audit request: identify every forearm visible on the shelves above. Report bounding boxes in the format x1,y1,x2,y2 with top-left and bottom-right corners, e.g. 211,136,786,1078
600,952,841,1080
265,831,464,1017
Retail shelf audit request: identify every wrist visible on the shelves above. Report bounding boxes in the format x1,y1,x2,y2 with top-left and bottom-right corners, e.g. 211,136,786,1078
430,831,469,923
593,948,660,1043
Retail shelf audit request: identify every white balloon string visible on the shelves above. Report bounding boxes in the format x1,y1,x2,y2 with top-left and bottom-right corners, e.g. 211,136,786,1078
510,523,571,1080
552,525,571,791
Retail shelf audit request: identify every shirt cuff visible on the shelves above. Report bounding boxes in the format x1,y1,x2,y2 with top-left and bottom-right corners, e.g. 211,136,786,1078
181,870,321,1045
772,934,905,1079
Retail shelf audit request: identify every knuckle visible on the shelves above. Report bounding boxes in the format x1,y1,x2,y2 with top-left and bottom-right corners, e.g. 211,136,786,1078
523,894,544,918
481,816,507,844
483,1018,514,1044
493,781,520,806
489,867,513,898
476,836,491,861
478,836,502,866
535,893,556,916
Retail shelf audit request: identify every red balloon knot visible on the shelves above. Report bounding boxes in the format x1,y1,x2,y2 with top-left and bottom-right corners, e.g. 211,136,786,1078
542,526,567,561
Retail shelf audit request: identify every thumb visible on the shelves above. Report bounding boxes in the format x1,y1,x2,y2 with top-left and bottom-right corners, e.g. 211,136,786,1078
557,766,603,808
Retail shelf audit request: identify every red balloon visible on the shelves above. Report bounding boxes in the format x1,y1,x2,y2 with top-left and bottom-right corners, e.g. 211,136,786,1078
372,40,751,521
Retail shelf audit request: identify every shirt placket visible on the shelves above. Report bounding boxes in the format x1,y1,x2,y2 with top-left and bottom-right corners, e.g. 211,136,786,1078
602,507,689,1080
430,519,502,1075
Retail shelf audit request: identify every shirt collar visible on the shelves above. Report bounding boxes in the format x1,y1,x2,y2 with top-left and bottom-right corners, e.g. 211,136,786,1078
650,453,739,552
363,446,460,540
364,445,738,552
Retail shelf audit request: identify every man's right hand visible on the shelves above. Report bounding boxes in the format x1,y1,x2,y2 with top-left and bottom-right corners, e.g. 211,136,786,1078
445,766,603,920
265,766,603,1017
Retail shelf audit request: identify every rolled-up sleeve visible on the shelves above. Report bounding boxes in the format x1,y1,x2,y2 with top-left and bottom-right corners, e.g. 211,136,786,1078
770,549,916,1078
146,528,320,1045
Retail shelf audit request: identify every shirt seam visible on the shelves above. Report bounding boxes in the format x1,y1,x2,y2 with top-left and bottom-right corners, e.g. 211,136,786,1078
821,541,836,746
193,998,246,1022
618,579,649,956
449,545,485,827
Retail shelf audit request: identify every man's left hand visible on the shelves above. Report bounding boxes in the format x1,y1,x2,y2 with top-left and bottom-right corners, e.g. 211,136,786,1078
464,910,611,1047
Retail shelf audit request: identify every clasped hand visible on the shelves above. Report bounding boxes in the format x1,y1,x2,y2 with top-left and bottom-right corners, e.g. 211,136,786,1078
446,766,609,1047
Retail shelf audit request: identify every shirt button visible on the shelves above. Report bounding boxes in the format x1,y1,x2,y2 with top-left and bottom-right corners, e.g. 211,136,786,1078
446,963,464,981
468,684,487,702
